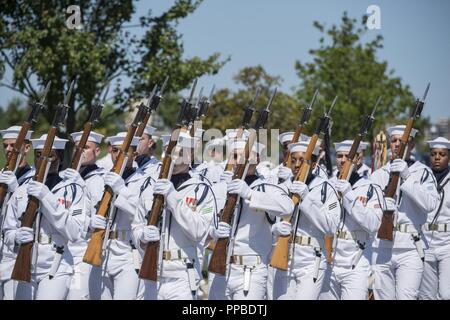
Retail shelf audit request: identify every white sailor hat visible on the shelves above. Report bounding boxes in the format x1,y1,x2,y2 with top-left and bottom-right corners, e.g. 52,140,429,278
225,129,250,140
143,125,157,137
106,132,139,147
205,138,225,150
288,138,321,156
161,134,171,148
70,131,104,144
252,142,265,155
386,125,419,138
334,140,365,153
31,134,68,150
278,132,309,145
0,126,33,140
360,141,370,151
427,137,450,150
177,131,199,149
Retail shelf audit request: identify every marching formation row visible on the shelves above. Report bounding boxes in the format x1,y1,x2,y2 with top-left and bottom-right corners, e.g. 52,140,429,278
0,82,449,300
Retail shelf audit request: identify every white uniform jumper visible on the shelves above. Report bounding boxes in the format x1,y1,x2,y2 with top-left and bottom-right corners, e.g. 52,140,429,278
419,168,450,299
273,175,341,300
371,161,439,300
66,165,105,300
3,172,86,299
134,174,217,300
0,166,35,300
321,174,384,300
209,174,294,300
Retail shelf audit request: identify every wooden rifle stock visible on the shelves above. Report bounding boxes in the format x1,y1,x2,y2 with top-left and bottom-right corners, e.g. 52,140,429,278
208,132,257,275
11,127,58,282
139,128,183,280
83,124,138,266
270,135,318,270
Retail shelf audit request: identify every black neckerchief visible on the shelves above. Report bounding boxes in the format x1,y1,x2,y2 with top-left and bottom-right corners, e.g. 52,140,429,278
15,164,31,180
171,172,192,189
45,173,63,190
122,167,136,181
245,174,259,187
79,164,99,180
406,159,415,167
135,154,150,168
349,170,363,186
433,166,450,186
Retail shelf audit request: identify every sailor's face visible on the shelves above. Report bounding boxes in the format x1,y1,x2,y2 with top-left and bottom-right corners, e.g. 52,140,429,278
336,151,349,172
291,151,305,177
390,134,415,159
34,149,59,169
172,147,190,174
430,148,450,171
2,138,16,159
110,145,121,163
76,141,100,166
137,134,155,156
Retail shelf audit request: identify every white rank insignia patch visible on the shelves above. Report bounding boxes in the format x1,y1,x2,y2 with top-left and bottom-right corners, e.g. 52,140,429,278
185,197,198,211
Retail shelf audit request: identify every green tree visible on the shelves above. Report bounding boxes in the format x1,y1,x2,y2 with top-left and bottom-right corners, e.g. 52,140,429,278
0,0,226,138
294,12,427,142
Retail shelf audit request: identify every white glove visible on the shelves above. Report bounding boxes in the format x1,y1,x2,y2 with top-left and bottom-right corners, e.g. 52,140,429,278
0,171,19,193
62,168,82,182
153,178,175,198
227,179,252,200
278,165,293,182
385,197,397,212
390,159,410,180
90,214,107,230
289,181,309,199
219,171,234,183
139,225,160,244
210,222,231,239
272,221,292,237
27,180,51,199
334,179,352,196
104,172,125,194
15,227,34,245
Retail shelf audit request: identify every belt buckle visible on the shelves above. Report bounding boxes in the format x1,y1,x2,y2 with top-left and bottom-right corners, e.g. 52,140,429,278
428,223,438,231
163,251,171,260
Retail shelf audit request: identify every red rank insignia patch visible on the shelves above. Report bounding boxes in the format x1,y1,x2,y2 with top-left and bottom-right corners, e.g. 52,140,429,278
58,198,72,209
185,197,197,211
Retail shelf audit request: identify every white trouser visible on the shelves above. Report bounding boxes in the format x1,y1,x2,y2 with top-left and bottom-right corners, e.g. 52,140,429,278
419,244,450,300
144,275,198,300
272,264,325,300
266,265,275,300
319,264,370,300
208,272,227,300
34,273,71,300
0,279,17,300
225,263,267,300
372,247,424,300
67,257,102,300
101,249,140,300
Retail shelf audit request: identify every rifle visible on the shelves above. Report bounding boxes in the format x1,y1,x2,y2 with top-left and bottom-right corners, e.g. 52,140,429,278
139,79,198,281
338,97,381,180
11,80,73,282
377,84,430,241
190,85,215,138
208,88,277,276
270,96,337,271
224,88,260,172
83,96,151,266
284,90,319,168
70,93,105,171
0,82,51,208
323,97,380,263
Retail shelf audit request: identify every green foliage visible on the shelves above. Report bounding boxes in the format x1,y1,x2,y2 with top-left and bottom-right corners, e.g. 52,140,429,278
0,0,227,137
294,12,427,142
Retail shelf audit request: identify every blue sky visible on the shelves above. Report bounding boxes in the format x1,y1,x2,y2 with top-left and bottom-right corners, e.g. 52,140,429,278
1,0,449,122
